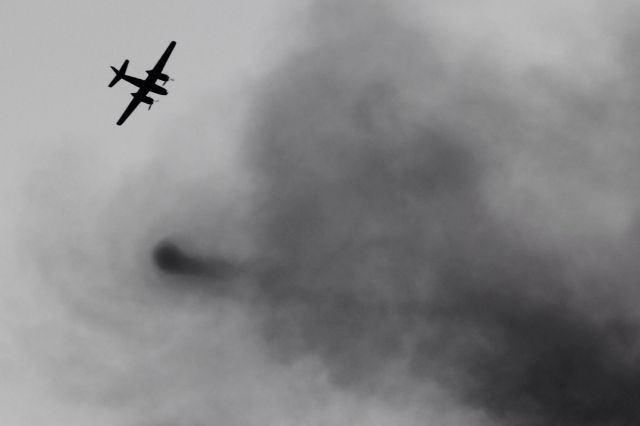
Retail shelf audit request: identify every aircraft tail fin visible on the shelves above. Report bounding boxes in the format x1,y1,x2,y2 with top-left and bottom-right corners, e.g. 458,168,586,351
108,59,129,87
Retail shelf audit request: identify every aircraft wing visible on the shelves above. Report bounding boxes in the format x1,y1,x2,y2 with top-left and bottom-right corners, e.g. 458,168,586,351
117,96,143,126
150,41,176,74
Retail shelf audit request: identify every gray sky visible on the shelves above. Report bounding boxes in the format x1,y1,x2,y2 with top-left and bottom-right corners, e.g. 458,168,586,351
0,1,299,424
0,0,299,166
5,1,640,425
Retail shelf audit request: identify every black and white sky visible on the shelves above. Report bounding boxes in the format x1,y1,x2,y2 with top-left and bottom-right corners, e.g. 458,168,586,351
4,1,640,425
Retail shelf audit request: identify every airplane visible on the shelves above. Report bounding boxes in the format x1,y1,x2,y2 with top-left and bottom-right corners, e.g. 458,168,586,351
108,41,176,125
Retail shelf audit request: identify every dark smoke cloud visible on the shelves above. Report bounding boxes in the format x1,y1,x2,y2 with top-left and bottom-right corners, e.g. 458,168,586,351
12,1,640,425
152,1,640,425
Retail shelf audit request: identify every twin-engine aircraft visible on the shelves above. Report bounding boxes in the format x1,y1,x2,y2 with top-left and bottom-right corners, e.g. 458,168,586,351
108,41,176,125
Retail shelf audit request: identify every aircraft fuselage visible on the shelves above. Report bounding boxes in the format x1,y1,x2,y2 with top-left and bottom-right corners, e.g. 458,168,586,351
121,74,168,95
109,41,176,125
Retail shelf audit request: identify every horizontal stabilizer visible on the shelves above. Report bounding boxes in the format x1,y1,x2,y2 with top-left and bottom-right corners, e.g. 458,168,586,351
108,59,129,87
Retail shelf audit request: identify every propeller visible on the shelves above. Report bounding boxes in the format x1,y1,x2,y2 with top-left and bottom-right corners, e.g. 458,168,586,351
148,99,158,110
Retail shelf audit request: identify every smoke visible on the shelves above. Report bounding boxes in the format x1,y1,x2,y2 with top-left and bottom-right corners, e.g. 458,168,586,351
221,2,640,425
219,1,640,424
9,0,640,425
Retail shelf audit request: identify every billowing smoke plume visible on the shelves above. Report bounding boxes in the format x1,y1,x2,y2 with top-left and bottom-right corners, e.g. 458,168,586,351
155,2,640,425
11,1,640,425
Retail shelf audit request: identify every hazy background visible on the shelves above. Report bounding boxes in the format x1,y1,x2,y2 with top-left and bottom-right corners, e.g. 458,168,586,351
1,1,301,424
4,1,640,425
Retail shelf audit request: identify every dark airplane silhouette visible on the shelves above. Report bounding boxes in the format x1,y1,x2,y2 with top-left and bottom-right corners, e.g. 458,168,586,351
108,41,176,125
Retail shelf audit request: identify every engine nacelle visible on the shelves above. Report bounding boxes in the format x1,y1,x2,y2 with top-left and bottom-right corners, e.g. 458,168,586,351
146,70,170,82
131,93,153,105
